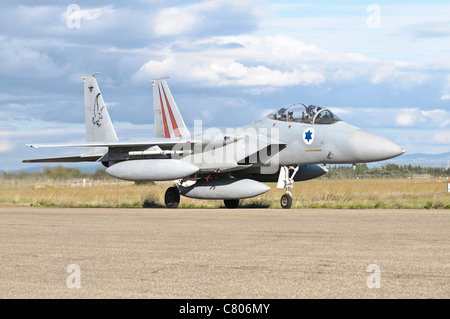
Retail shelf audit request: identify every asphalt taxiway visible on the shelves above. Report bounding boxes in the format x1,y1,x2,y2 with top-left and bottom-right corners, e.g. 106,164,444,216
0,207,448,298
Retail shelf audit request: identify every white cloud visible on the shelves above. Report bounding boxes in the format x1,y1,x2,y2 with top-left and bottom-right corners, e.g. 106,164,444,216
421,109,450,127
327,107,353,115
396,114,417,126
153,0,260,37
78,7,115,22
133,34,330,86
395,108,421,126
154,7,200,36
395,108,450,128
0,140,14,153
441,75,450,100
133,33,432,90
135,52,325,87
0,36,62,77
432,131,450,144
0,93,32,102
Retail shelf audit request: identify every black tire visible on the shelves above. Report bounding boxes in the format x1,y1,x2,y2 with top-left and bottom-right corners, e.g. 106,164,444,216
164,187,180,208
280,193,292,209
224,199,239,209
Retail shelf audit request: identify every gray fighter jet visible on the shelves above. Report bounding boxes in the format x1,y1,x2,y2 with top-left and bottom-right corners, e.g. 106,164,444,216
24,74,405,209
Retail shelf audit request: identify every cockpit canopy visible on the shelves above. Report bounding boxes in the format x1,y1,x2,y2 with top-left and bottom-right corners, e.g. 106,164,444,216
266,103,341,125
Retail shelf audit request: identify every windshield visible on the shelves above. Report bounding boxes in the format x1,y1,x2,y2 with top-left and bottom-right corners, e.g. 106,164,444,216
266,103,341,125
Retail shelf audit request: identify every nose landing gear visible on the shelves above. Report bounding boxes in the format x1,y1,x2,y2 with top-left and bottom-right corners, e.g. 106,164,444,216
277,165,299,209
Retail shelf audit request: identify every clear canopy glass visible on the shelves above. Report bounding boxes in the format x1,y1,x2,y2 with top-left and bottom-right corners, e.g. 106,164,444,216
266,103,341,125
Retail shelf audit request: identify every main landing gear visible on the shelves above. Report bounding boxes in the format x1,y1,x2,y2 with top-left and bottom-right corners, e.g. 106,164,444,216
224,199,239,209
164,186,241,209
164,186,180,208
163,167,300,209
277,165,299,209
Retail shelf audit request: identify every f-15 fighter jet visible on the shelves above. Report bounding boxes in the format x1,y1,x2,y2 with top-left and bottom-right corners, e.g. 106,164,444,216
24,74,405,209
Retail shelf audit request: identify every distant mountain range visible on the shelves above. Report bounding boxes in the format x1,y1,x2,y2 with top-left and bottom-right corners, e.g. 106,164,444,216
369,152,450,168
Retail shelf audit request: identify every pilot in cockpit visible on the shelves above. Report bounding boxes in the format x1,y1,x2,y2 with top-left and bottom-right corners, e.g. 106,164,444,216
276,108,287,121
287,111,293,121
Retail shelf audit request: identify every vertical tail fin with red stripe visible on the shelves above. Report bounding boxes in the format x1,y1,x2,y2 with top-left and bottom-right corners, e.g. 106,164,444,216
152,77,190,139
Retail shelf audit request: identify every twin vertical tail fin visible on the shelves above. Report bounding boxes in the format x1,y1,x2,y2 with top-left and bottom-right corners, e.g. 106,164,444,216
152,78,190,139
83,75,187,146
83,73,118,143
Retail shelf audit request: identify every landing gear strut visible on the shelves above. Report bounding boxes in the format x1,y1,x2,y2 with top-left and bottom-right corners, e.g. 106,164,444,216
277,165,299,209
164,186,180,208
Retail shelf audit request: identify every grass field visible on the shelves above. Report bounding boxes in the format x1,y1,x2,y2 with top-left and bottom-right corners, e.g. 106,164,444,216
1,178,449,209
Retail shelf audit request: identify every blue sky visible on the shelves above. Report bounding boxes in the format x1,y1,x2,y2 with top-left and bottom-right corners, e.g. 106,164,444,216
1,0,449,171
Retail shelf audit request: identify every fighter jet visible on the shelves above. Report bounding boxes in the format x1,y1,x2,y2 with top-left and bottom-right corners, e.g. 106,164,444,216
24,73,405,209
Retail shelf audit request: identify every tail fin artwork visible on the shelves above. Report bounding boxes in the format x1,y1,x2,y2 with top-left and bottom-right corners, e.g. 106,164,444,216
83,73,118,143
152,77,190,139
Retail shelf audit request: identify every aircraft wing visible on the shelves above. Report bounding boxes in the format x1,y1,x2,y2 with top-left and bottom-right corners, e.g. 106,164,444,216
22,155,104,163
23,139,198,163
26,139,198,149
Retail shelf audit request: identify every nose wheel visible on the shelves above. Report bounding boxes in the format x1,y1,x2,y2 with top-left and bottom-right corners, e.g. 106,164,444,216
280,193,292,209
280,193,293,209
277,165,299,209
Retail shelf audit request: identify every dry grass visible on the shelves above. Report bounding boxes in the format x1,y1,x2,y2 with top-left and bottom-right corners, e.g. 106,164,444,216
0,178,449,209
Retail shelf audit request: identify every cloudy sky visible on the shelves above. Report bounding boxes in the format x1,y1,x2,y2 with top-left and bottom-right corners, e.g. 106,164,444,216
1,0,449,171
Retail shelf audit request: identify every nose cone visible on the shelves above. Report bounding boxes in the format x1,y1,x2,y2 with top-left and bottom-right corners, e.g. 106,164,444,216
349,129,405,163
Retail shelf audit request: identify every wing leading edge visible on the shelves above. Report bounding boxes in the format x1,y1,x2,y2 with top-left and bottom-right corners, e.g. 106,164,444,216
22,140,198,163
22,155,104,163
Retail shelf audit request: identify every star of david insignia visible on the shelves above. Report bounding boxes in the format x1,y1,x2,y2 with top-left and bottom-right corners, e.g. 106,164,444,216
304,130,313,142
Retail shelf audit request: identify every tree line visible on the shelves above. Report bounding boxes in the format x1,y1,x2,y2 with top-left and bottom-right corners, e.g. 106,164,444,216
2,163,449,181
1,166,113,181
323,163,450,179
